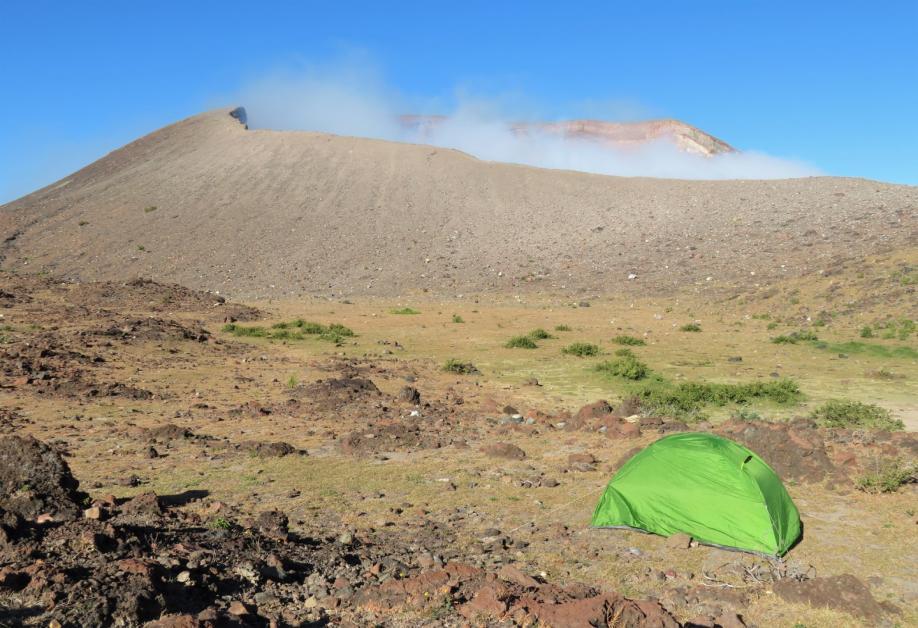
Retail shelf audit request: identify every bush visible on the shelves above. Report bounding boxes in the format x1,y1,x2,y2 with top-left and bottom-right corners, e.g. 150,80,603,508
613,348,635,357
679,323,702,332
452,314,464,323
506,335,538,349
554,324,572,332
562,342,600,357
860,326,874,338
223,320,353,343
856,459,916,493
771,330,819,344
391,307,420,315
611,335,645,346
595,355,649,380
631,377,801,419
528,328,554,340
766,321,779,330
810,400,903,431
443,359,479,375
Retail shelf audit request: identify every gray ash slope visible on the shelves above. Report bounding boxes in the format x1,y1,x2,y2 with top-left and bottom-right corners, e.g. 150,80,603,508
1,108,915,299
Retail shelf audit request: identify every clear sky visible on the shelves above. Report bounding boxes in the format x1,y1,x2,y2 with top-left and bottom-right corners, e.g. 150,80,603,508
2,1,916,202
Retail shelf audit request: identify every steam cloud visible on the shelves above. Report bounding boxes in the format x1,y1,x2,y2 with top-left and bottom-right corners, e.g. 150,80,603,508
237,65,820,180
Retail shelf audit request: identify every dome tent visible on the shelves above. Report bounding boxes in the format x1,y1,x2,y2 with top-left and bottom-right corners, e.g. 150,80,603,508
591,432,801,556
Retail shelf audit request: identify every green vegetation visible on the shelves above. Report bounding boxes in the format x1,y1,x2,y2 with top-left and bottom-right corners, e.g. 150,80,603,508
891,266,916,286
391,307,420,315
771,330,819,344
78,220,89,226
810,400,903,431
210,517,232,530
554,324,572,332
286,375,298,389
451,314,464,323
611,334,645,346
679,322,702,332
595,355,649,380
143,205,157,213
137,245,146,251
766,321,779,330
630,377,801,420
856,459,916,494
613,348,635,357
561,342,600,357
860,326,874,338
222,319,355,343
528,328,554,340
505,335,538,349
443,359,479,375
811,340,918,360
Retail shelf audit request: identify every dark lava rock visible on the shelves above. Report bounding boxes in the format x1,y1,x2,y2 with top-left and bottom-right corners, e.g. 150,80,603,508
0,435,86,521
398,386,421,404
773,574,891,619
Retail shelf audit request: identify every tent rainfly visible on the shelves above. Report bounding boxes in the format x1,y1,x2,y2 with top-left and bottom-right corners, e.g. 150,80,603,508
591,432,801,556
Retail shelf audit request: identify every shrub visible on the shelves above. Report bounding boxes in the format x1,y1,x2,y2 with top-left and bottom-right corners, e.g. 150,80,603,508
856,459,916,494
143,206,157,213
452,314,465,323
766,321,779,330
528,328,554,340
680,323,702,332
611,335,645,346
443,359,479,375
614,348,635,357
810,400,903,431
771,330,819,344
595,355,649,380
562,342,600,357
223,320,353,342
860,326,874,338
286,375,298,389
731,408,763,421
631,378,801,419
506,335,538,349
391,307,420,315
554,324,572,332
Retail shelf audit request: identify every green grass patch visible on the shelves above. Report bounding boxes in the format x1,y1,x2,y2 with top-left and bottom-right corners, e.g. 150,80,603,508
554,324,572,332
561,342,600,357
528,328,554,340
595,355,649,380
856,459,915,494
811,341,918,360
630,377,801,420
443,359,479,375
611,335,645,346
223,320,355,343
505,335,538,349
391,307,420,315
679,322,702,332
451,314,464,323
771,330,819,344
810,400,903,431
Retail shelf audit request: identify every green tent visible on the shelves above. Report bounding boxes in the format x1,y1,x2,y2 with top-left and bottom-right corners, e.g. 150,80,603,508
591,432,801,556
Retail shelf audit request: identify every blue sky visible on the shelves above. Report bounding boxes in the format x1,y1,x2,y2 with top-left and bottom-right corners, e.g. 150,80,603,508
2,1,916,202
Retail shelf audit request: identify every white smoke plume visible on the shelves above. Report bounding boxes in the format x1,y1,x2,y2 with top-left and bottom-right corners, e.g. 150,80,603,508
237,63,821,180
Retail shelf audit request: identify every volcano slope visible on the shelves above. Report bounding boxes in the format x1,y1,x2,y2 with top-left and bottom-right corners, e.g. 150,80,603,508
0,107,916,299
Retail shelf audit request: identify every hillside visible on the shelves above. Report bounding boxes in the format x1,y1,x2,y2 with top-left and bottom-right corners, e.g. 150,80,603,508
1,107,915,299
